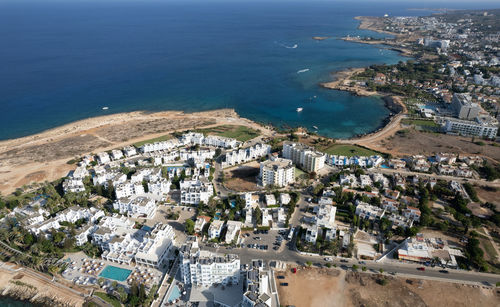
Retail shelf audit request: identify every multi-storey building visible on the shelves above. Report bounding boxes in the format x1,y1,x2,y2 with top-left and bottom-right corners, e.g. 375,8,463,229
282,142,325,173
179,237,240,287
180,179,213,205
259,158,294,187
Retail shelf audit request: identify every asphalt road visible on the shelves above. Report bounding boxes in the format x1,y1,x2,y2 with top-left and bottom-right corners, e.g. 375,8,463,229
202,243,500,286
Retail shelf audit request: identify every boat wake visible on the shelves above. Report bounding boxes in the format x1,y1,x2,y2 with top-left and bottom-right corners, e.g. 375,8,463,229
297,68,310,74
276,41,298,49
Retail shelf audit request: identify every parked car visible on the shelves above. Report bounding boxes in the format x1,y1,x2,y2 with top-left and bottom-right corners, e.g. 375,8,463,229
280,283,289,286
417,267,425,271
277,275,285,279
439,270,449,274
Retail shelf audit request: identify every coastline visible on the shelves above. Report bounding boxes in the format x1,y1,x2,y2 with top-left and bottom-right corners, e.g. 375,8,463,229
0,15,413,195
0,108,274,195
0,263,87,307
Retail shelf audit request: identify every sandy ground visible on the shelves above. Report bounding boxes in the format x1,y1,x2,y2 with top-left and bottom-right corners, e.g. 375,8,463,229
0,109,274,195
0,265,87,306
277,267,500,307
477,186,500,210
223,161,260,192
366,128,500,163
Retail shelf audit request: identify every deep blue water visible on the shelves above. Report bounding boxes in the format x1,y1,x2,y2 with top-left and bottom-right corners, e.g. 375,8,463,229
0,0,498,140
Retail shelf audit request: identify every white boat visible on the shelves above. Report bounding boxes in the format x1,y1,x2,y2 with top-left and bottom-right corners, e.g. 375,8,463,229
296,107,303,112
313,126,318,130
102,106,109,110
297,68,310,74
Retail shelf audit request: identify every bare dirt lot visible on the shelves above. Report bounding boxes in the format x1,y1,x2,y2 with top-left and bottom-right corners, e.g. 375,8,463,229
223,161,260,192
371,129,500,163
477,186,500,210
277,267,499,307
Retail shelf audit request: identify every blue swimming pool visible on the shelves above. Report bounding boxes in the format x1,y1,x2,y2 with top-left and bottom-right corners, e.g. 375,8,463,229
99,265,132,281
168,285,181,303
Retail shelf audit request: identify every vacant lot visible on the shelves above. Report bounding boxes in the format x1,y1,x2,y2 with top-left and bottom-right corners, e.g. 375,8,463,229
377,129,500,163
321,144,380,157
195,125,260,142
476,186,500,210
224,162,260,192
276,267,499,307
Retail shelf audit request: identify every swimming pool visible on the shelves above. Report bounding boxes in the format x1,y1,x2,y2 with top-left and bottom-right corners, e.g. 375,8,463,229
99,265,132,281
168,285,181,303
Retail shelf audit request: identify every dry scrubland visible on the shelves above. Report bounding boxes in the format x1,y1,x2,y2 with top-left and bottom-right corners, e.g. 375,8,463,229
277,267,500,307
375,129,500,163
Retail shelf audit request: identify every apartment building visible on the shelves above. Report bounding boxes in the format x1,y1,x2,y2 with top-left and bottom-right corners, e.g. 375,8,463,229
242,260,277,307
444,116,498,139
208,220,224,240
259,158,294,187
282,142,325,173
180,179,214,205
179,237,240,287
113,196,157,218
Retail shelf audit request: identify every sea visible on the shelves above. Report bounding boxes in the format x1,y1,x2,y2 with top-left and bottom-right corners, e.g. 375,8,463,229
0,0,498,141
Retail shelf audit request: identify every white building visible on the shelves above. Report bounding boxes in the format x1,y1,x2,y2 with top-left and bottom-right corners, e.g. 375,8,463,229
225,220,242,244
147,178,171,196
96,219,175,268
259,158,294,187
63,178,86,194
203,135,237,149
179,237,240,287
265,194,276,206
242,260,277,307
96,152,110,164
113,196,157,218
115,182,145,199
111,149,124,160
444,116,498,139
208,220,224,240
282,142,325,173
222,143,271,167
180,179,213,205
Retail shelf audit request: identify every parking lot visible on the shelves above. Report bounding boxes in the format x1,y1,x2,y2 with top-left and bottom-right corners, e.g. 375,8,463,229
238,229,290,252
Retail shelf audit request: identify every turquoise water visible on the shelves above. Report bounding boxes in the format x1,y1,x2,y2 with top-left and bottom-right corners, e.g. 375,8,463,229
0,1,497,140
0,297,36,307
167,285,182,303
99,265,132,281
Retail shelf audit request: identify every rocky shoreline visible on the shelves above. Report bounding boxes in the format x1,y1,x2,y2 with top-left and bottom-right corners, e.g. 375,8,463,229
0,285,74,307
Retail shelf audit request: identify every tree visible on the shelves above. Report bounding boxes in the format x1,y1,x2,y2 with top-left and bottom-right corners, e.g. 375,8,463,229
352,264,358,271
254,207,262,225
306,261,312,267
185,219,195,235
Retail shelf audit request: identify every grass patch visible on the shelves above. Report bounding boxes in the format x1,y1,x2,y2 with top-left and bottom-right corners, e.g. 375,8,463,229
401,119,439,128
133,134,173,148
321,144,379,157
95,292,121,307
295,167,306,179
195,125,260,142
480,237,498,261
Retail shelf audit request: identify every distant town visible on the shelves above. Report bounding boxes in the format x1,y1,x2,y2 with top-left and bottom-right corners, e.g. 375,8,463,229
0,7,499,307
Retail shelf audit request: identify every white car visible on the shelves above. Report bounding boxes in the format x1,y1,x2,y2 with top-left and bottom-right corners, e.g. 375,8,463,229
324,257,333,262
